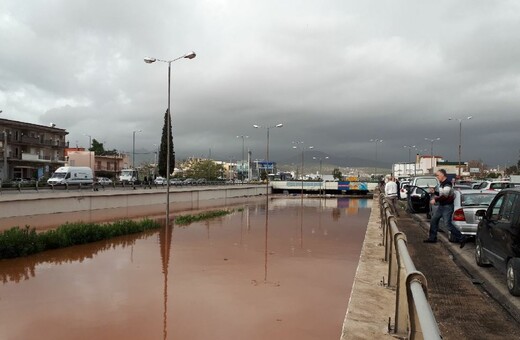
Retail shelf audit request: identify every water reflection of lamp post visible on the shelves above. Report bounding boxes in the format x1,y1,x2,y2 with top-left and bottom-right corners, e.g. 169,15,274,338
449,116,472,178
144,51,196,227
159,222,173,340
424,138,440,174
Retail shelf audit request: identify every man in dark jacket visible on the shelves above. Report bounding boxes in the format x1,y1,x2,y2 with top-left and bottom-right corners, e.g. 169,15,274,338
424,169,467,248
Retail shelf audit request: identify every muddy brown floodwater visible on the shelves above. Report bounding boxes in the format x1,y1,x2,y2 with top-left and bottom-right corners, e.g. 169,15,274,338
0,197,371,340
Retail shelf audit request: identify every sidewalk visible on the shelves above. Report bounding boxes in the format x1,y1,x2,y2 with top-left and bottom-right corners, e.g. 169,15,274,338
396,206,520,340
340,198,394,339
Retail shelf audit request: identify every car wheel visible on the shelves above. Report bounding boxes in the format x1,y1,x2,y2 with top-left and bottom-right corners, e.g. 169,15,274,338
507,258,520,296
475,237,491,267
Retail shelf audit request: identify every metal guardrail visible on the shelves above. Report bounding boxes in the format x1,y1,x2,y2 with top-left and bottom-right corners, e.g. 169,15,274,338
379,192,442,340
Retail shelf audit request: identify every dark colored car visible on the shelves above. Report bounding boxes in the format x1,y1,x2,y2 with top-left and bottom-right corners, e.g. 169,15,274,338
407,176,439,214
475,188,520,296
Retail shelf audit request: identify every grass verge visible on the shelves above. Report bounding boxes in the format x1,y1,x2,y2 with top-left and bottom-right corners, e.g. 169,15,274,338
175,209,234,226
0,219,160,260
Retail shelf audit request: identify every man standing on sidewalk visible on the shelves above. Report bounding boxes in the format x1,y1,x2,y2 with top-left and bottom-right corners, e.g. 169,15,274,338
424,169,466,248
385,177,400,216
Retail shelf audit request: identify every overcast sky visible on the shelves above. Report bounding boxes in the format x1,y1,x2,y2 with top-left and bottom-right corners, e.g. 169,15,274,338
1,0,519,168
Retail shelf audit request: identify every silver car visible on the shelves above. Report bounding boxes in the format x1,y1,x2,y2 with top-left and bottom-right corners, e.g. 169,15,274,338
431,189,498,241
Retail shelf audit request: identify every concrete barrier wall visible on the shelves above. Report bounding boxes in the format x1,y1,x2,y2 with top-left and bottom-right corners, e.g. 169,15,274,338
0,185,267,219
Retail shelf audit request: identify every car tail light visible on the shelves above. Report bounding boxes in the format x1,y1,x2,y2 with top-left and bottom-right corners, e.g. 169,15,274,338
453,208,466,221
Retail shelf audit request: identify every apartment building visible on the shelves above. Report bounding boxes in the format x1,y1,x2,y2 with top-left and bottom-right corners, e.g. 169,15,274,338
0,118,68,181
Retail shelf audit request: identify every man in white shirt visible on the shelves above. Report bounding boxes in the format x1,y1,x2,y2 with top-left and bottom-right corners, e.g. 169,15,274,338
385,177,399,216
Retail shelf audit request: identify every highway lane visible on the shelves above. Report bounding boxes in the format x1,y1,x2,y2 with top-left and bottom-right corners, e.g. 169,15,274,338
410,209,520,323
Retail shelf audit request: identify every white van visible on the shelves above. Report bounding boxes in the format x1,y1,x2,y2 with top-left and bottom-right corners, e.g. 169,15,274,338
47,166,94,186
119,169,139,183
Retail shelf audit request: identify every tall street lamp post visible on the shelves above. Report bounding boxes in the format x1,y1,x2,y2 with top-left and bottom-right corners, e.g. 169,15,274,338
132,129,142,169
403,145,416,176
253,124,283,180
292,141,314,199
370,139,383,178
84,134,92,171
313,156,329,196
425,138,441,174
253,123,283,283
144,51,196,227
153,143,160,179
449,116,472,178
237,135,249,181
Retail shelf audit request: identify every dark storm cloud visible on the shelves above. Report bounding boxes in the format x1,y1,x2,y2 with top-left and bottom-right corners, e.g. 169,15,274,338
1,0,519,168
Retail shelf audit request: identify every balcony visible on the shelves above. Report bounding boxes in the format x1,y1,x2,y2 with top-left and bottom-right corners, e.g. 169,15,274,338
18,153,66,163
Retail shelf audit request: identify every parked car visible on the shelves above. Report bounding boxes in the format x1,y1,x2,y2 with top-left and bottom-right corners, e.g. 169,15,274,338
407,176,439,213
475,188,520,296
430,189,498,242
170,178,184,186
472,182,485,189
195,178,207,185
183,178,196,185
154,177,166,185
476,181,515,191
96,177,113,186
453,184,473,190
11,178,31,186
399,180,410,200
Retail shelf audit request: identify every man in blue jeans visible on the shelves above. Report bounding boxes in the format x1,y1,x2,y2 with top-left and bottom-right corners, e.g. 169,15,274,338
423,169,467,248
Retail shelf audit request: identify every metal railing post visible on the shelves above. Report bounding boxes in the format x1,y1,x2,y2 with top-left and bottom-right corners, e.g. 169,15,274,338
387,217,399,287
393,233,409,336
406,272,441,340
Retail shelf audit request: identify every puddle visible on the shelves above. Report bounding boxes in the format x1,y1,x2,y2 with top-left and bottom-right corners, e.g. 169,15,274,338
0,197,371,340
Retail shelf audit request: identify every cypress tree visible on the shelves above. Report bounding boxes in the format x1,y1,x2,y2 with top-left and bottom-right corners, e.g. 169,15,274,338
158,109,175,177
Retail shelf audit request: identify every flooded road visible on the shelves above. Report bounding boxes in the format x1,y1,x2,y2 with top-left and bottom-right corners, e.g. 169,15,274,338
0,197,371,340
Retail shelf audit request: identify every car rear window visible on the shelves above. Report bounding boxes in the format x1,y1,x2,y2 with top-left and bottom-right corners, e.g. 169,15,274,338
415,178,438,187
461,193,496,206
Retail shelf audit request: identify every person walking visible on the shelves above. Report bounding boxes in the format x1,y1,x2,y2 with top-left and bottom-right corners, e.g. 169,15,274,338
424,169,466,248
385,177,400,216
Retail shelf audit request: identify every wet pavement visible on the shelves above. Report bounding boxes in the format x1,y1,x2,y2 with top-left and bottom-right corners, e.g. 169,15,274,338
0,197,371,340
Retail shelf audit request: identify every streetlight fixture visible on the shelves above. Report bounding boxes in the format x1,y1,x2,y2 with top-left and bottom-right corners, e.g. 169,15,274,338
425,137,441,174
292,141,314,199
132,129,142,169
236,135,249,181
369,139,383,178
313,156,329,196
449,116,472,178
144,51,196,227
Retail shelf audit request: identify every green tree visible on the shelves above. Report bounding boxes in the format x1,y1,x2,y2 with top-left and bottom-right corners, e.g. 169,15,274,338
260,170,268,182
185,160,224,180
89,139,105,155
158,109,175,177
332,168,343,181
